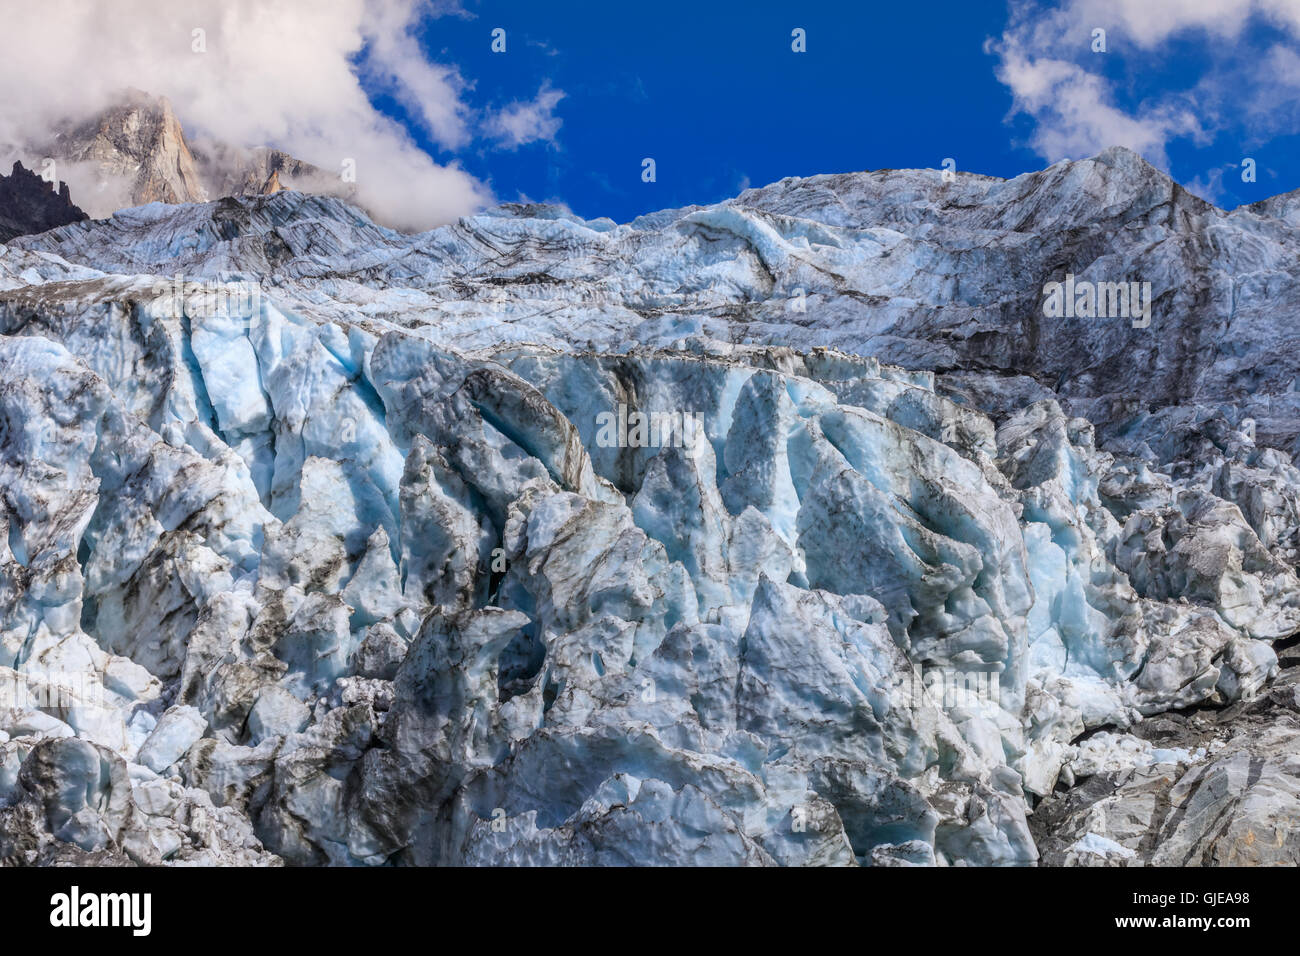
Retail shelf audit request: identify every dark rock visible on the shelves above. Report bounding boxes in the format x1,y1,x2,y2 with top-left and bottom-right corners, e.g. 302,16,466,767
0,161,88,242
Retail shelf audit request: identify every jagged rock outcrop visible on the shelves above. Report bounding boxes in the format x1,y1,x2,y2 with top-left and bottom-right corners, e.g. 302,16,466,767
0,148,1299,865
0,161,87,242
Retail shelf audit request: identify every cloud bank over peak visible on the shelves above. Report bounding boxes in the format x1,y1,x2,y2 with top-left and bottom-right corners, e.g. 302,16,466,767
0,0,507,230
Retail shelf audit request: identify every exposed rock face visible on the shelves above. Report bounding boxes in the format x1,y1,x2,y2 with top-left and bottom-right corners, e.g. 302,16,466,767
0,161,88,242
46,91,209,208
194,145,333,201
33,91,347,219
1032,646,1300,866
0,149,1298,865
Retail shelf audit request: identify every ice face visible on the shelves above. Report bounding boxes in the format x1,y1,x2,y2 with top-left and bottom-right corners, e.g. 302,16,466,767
3,149,1300,865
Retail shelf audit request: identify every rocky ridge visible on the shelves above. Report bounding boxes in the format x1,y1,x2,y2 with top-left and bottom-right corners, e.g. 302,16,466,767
0,161,88,243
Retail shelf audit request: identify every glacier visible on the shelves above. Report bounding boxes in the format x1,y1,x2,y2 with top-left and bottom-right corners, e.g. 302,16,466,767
2,146,1300,865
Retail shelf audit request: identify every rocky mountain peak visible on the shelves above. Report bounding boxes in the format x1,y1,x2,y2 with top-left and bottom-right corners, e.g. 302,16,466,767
47,89,209,207
30,91,345,219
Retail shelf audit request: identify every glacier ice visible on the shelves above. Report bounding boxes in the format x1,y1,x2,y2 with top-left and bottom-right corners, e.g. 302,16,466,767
2,147,1300,865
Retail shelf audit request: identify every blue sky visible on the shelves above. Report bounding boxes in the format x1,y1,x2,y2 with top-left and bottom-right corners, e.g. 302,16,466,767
6,1,1295,229
364,0,1300,223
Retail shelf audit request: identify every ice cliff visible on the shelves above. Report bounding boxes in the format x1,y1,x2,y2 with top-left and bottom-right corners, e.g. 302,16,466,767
2,146,1300,865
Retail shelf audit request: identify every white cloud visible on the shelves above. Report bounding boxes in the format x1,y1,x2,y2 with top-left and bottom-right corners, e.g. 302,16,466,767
993,52,1197,164
1185,165,1229,204
991,0,1300,172
353,0,472,150
1065,0,1300,47
483,83,566,150
0,0,493,230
